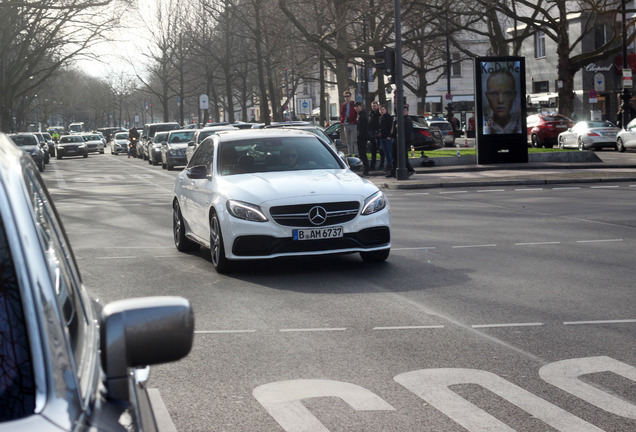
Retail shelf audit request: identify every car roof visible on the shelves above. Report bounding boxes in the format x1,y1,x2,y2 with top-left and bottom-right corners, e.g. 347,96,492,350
214,128,320,143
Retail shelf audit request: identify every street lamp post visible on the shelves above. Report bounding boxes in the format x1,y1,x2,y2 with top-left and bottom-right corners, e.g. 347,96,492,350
621,0,632,128
445,11,454,124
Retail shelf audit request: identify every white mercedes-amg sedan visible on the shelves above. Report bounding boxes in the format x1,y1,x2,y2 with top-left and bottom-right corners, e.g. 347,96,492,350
172,129,391,273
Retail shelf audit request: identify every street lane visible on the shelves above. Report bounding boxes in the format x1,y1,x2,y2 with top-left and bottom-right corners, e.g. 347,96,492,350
43,154,636,431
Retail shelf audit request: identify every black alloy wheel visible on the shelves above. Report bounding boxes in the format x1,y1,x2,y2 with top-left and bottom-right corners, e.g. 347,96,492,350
210,212,231,273
173,202,198,252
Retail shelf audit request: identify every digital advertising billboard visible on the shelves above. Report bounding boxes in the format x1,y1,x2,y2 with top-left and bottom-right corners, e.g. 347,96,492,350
475,56,528,164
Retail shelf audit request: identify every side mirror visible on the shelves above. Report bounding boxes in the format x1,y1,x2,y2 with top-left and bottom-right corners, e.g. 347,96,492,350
187,141,196,147
101,296,194,401
186,165,208,179
346,156,363,172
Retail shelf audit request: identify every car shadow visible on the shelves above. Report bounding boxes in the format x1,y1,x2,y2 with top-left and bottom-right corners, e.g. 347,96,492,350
188,247,472,294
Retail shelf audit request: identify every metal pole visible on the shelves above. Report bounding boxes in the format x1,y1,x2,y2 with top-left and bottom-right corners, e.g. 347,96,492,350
445,11,454,123
621,0,632,128
394,0,408,180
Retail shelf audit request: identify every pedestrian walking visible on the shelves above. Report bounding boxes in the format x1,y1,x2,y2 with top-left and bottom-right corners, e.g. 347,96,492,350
379,104,393,173
368,101,382,170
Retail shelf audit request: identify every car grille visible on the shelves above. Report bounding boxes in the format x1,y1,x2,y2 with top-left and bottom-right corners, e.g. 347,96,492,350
270,201,360,227
232,227,390,256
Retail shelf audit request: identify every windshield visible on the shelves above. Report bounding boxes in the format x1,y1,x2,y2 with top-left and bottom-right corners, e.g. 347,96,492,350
114,133,128,140
82,135,101,141
154,132,169,143
60,136,83,143
168,131,195,143
9,135,37,146
218,136,344,175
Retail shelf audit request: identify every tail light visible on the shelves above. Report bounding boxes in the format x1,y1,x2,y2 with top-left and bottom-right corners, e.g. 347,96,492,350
587,131,600,137
417,130,432,137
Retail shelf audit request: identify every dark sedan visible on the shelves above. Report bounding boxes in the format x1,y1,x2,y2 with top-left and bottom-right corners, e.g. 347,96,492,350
56,135,88,159
0,132,194,431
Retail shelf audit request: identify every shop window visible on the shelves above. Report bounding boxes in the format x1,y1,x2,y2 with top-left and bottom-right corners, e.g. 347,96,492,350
534,31,546,58
533,81,549,93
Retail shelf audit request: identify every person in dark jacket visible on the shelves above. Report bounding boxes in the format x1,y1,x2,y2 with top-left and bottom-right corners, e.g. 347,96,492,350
378,104,393,173
354,102,370,177
368,101,382,170
387,105,415,178
340,91,357,156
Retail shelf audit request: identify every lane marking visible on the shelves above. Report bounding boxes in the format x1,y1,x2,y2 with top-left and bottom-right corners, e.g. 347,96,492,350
393,246,436,251
280,328,347,332
452,244,497,249
404,192,430,196
477,189,505,193
564,319,636,325
591,185,620,189
576,239,623,243
553,187,581,190
147,389,178,432
439,191,468,194
195,329,257,334
515,241,561,246
373,325,445,330
515,188,543,191
472,322,544,329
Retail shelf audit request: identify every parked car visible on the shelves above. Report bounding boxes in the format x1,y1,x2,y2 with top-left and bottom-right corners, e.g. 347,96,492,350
141,122,181,156
109,131,130,155
8,133,45,171
80,133,105,154
161,129,196,170
324,117,444,151
148,131,170,165
32,132,50,164
526,114,575,148
41,131,56,156
56,135,88,159
0,132,194,432
427,119,455,146
173,129,391,273
186,125,237,164
616,117,636,152
557,120,620,151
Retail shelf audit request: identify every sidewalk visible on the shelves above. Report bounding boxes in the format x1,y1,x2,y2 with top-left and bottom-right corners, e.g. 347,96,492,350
366,157,636,190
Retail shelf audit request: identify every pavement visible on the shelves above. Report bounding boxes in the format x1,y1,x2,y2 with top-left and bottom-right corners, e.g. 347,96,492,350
366,155,636,190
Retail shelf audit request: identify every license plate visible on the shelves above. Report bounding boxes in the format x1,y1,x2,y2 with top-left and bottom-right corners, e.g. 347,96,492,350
293,226,343,241
556,125,567,128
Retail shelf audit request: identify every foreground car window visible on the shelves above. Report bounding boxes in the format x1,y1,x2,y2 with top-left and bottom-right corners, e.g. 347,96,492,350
218,136,343,175
0,215,35,421
23,167,91,396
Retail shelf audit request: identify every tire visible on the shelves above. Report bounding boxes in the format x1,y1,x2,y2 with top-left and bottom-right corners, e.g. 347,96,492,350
578,138,585,151
173,202,198,252
360,248,390,263
152,157,159,166
531,134,539,148
57,154,62,160
558,137,564,149
38,160,44,172
167,163,174,171
210,212,231,273
162,162,167,169
617,138,626,152
83,152,88,158
100,150,104,154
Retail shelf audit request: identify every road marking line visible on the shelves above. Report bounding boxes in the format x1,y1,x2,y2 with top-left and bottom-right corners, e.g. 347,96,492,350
472,322,544,329
515,241,561,246
373,325,445,330
439,191,468,194
147,389,178,432
280,328,346,332
393,247,436,251
564,319,636,325
591,185,620,189
195,330,257,334
516,188,544,191
404,192,430,196
553,187,581,190
478,189,506,193
97,256,136,259
576,239,623,243
452,244,497,248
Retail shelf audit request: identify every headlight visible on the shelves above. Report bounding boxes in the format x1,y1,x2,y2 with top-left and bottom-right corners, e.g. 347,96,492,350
169,148,177,155
361,191,388,215
226,200,268,222
79,144,87,148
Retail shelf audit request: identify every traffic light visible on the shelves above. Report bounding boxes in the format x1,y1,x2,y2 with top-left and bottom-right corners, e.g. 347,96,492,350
374,46,396,83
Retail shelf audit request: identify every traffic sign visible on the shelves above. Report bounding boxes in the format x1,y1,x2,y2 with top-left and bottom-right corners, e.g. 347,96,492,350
445,93,453,101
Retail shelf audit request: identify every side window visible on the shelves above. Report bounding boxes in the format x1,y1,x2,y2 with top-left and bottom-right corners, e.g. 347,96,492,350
190,139,214,168
23,167,90,394
0,213,35,421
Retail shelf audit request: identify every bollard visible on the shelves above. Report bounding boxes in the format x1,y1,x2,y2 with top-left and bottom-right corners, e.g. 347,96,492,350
456,144,460,157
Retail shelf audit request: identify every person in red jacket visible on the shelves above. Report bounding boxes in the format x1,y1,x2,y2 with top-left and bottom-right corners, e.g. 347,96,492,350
340,91,358,156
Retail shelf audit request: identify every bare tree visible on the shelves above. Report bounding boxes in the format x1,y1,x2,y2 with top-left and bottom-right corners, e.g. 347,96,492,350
0,0,128,132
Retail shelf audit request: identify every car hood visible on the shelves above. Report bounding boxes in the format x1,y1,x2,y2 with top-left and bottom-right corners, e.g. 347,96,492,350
58,142,83,146
19,145,39,152
216,170,379,205
168,143,188,149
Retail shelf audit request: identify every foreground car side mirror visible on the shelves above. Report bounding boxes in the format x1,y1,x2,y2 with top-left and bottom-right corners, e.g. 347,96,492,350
101,296,194,401
346,156,363,172
186,165,209,179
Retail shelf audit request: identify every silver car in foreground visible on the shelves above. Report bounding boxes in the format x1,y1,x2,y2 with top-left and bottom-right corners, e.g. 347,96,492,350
173,129,391,273
0,133,194,431
616,117,636,152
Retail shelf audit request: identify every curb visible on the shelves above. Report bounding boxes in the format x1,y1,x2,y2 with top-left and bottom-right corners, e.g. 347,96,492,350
376,176,636,190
